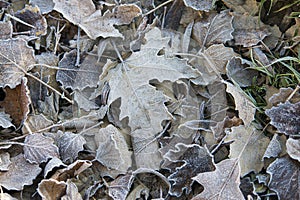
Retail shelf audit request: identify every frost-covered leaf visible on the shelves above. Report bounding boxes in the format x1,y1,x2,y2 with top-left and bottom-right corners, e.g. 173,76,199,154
267,156,300,200
95,125,132,171
222,0,259,14
183,0,214,11
0,38,35,88
22,114,53,134
108,173,134,200
74,88,99,112
0,193,17,200
61,179,83,200
268,87,300,106
14,5,47,36
263,134,286,159
0,154,41,191
29,0,54,14
192,10,234,48
225,125,270,176
56,131,86,162
265,102,300,135
53,0,141,39
56,50,103,90
0,77,31,128
226,57,258,87
232,14,270,47
166,144,215,196
44,157,67,178
192,158,244,200
38,179,67,200
23,133,59,164
0,111,15,128
286,138,300,162
0,152,11,171
100,28,200,169
0,21,12,39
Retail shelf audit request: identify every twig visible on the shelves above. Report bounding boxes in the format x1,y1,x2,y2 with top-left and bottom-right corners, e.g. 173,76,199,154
6,13,35,29
75,26,81,66
286,85,300,102
143,0,174,16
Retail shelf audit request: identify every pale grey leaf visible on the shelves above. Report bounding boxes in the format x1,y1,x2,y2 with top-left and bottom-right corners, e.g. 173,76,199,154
286,138,300,162
0,152,11,171
183,0,214,11
0,111,15,128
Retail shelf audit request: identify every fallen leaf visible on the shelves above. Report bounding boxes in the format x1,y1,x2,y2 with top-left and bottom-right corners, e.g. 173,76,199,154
225,124,270,176
53,0,141,39
108,173,134,200
222,0,259,14
268,87,300,106
0,154,41,191
95,125,132,171
0,77,31,128
183,0,214,11
0,152,11,171
192,10,234,48
286,138,300,162
267,156,300,200
0,21,12,39
44,157,67,178
22,114,53,134
0,111,15,128
0,193,18,200
73,88,100,112
165,144,215,196
61,179,83,200
263,133,286,159
225,81,256,126
23,133,59,164
192,158,244,200
56,131,86,162
265,101,300,135
29,0,54,14
37,179,67,200
0,38,35,88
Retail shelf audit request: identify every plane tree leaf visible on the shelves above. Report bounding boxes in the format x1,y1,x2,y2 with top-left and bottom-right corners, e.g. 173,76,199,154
265,101,300,135
23,133,59,164
165,143,215,196
192,158,244,200
225,125,270,176
0,154,41,191
100,27,200,169
0,38,35,89
53,0,141,39
56,131,86,162
267,156,300,200
286,138,300,162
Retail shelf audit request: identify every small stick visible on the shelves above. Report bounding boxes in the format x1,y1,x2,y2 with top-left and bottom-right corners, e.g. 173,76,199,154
6,13,35,29
143,0,174,16
75,26,81,66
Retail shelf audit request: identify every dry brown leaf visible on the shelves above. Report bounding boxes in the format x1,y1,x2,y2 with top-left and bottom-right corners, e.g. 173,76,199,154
53,0,141,39
44,157,67,178
61,179,83,200
225,125,270,176
0,38,35,89
225,81,256,126
37,179,67,200
222,0,259,15
0,77,31,128
23,133,59,164
192,158,244,200
268,87,300,106
286,138,300,162
0,154,41,191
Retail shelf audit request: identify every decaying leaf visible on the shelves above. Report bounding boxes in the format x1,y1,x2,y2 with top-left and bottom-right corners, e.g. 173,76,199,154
56,50,102,90
0,38,35,88
95,125,132,171
56,131,86,162
38,179,67,200
22,114,53,134
0,111,15,128
265,101,300,135
0,152,11,171
61,179,83,200
263,133,286,159
53,0,141,39
268,87,300,106
225,82,256,126
222,0,259,14
267,156,300,200
44,157,67,178
108,173,134,200
0,154,41,191
192,158,244,200
225,125,270,176
286,138,300,162
183,0,214,11
165,144,215,196
100,27,200,169
0,77,31,128
23,133,59,164
192,10,234,48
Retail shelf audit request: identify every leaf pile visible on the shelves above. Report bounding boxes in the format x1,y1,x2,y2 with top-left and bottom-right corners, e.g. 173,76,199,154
0,0,299,199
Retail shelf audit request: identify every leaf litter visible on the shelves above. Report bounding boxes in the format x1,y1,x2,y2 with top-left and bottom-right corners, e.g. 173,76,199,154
0,0,299,199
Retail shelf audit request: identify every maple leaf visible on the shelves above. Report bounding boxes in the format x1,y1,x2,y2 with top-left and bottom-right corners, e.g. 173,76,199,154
100,27,200,169
267,156,300,200
265,101,300,135
225,125,270,176
192,158,244,200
